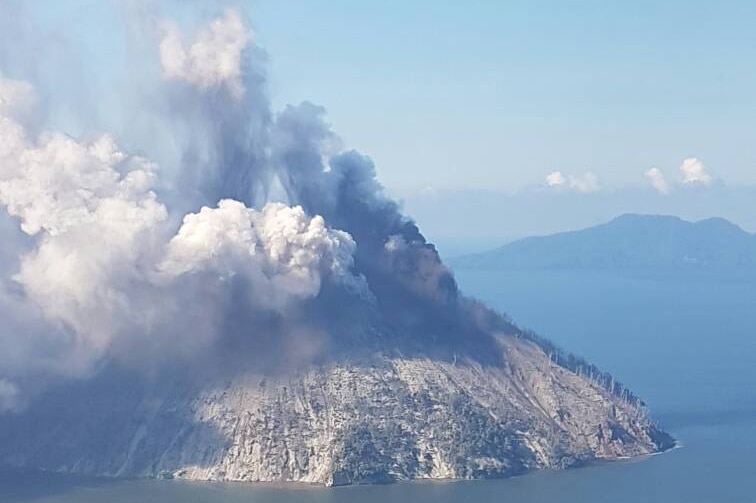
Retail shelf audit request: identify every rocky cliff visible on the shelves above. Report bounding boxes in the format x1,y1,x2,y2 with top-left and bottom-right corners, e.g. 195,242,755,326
0,332,673,486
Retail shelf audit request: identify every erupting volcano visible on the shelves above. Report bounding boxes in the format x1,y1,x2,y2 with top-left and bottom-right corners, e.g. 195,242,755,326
0,7,672,486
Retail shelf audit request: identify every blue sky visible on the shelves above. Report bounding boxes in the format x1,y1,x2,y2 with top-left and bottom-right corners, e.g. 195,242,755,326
5,0,756,251
252,0,756,192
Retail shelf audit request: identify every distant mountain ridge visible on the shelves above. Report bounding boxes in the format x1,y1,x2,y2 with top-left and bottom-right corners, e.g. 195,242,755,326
451,214,756,271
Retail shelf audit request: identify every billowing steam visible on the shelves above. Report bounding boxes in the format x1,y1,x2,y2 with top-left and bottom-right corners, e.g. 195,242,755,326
160,8,250,99
0,6,492,411
160,200,364,308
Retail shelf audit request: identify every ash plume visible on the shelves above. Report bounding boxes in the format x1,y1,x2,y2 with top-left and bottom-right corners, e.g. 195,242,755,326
0,5,507,410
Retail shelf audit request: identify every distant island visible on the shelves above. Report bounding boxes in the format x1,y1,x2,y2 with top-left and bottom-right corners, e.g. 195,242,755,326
450,214,756,273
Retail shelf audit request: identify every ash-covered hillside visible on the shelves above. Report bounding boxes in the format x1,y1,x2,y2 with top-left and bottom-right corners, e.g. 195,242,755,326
0,336,673,486
0,8,672,486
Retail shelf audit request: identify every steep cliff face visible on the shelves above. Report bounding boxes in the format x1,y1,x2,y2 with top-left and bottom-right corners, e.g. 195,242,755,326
0,334,672,486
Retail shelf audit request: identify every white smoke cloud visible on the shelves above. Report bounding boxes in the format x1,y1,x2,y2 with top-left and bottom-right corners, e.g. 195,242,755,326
0,73,366,396
0,78,33,162
679,157,712,186
0,92,168,369
644,167,669,194
545,171,601,193
0,78,37,122
159,8,250,99
0,133,164,236
160,199,363,310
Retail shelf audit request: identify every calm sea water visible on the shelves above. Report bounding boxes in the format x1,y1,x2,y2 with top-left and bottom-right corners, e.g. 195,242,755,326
1,270,754,502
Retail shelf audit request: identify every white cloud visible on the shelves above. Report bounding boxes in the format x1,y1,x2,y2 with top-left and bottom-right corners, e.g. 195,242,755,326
545,171,566,187
159,8,251,99
644,167,669,194
545,171,600,193
568,172,601,193
679,157,712,186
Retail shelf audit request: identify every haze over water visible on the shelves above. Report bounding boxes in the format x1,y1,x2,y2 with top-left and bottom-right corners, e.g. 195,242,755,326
1,268,753,502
